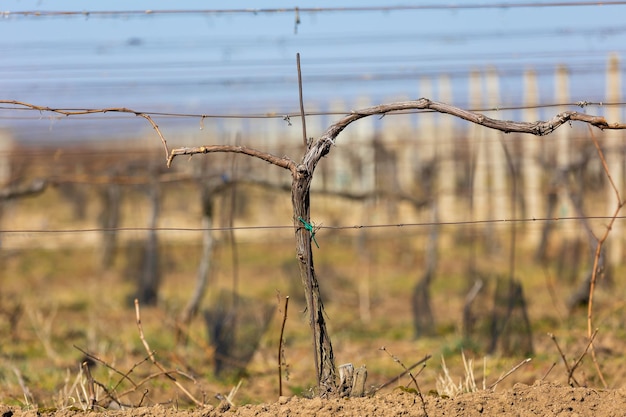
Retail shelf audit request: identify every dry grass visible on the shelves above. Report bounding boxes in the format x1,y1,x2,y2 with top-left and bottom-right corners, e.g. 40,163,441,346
1,175,625,409
436,352,483,397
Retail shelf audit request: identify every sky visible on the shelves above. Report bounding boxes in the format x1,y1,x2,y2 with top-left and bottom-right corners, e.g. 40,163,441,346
1,1,626,141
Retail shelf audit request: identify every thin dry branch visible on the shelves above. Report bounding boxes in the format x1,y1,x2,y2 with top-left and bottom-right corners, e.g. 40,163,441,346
0,100,170,161
73,344,140,390
306,99,625,170
374,354,432,393
487,358,532,390
322,98,622,139
570,329,599,382
167,98,626,172
134,299,203,406
585,126,623,388
548,332,581,386
167,144,296,171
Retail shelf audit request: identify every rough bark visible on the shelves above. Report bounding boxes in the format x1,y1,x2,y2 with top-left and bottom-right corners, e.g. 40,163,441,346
292,162,336,395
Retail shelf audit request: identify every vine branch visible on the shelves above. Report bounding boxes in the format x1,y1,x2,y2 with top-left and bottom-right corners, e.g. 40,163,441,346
167,98,626,172
167,144,296,171
585,126,624,388
0,100,170,161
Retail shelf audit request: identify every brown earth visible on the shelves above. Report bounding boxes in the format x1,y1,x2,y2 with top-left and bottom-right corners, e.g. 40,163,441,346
2,382,626,417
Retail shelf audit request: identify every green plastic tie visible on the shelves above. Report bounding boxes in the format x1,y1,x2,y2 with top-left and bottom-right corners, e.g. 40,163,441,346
298,216,320,248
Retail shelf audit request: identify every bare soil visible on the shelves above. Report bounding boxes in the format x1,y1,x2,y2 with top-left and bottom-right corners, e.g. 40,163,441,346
3,382,626,417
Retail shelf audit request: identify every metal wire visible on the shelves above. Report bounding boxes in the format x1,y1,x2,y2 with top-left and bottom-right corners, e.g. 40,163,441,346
3,3,626,18
1,215,624,235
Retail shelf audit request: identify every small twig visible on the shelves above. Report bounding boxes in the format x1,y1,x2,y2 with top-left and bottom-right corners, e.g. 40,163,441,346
590,125,623,211
374,354,432,393
137,389,149,407
92,380,125,409
73,345,139,390
569,328,599,383
135,299,157,364
548,333,580,386
113,355,152,394
167,144,296,171
134,299,203,406
540,362,557,382
379,347,428,417
116,369,191,400
487,358,532,390
586,126,621,388
278,295,290,397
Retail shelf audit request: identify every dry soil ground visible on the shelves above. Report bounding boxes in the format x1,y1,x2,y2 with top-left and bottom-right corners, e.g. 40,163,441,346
3,382,626,417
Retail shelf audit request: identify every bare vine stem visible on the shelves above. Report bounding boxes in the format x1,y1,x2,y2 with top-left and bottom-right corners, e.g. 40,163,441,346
586,126,624,388
167,98,626,167
0,100,170,161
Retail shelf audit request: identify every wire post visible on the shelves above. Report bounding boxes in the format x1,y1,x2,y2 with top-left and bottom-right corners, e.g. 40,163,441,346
296,53,308,148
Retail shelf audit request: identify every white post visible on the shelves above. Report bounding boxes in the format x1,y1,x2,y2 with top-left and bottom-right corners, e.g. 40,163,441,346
522,69,543,245
0,128,12,185
554,65,576,238
486,67,509,222
468,71,489,224
437,74,457,222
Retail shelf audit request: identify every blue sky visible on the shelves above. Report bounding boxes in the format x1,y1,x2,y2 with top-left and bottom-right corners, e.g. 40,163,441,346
1,1,626,140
